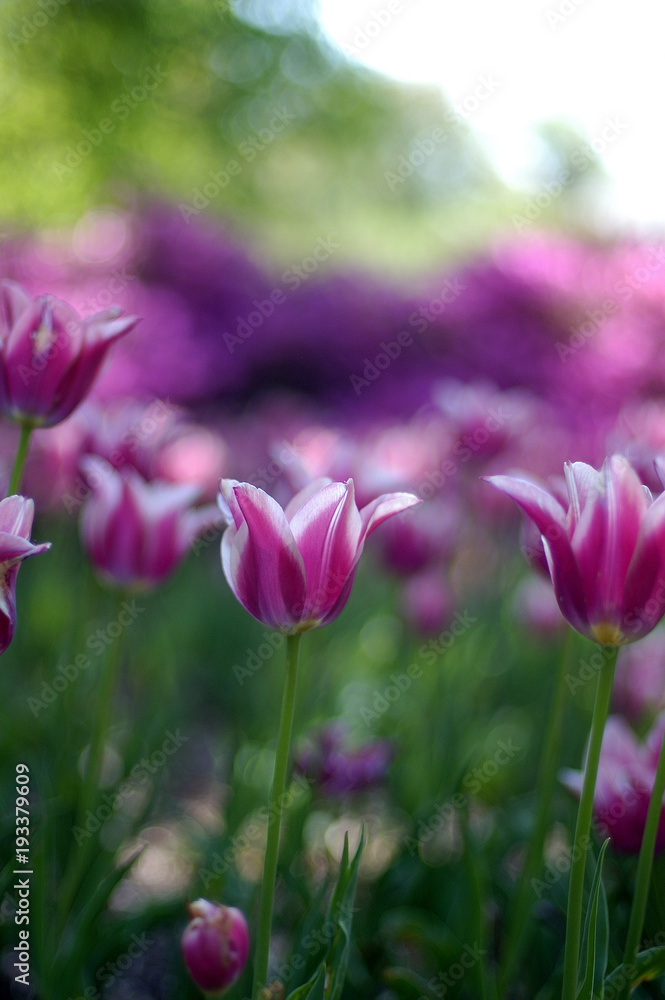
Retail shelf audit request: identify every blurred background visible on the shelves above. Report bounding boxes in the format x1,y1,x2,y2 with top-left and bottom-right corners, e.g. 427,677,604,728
4,1,665,998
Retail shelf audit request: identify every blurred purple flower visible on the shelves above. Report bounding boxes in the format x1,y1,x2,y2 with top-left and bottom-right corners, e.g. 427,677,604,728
295,721,393,797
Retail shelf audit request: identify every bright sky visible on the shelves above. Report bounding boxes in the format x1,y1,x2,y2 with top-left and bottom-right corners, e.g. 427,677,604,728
317,0,664,231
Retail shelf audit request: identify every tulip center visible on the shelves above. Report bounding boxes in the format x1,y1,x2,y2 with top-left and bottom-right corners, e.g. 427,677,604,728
591,621,624,646
32,321,55,357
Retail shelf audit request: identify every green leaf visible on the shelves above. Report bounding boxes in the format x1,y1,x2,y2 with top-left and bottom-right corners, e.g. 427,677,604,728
286,961,326,999
575,838,610,1000
604,945,665,993
324,830,364,1000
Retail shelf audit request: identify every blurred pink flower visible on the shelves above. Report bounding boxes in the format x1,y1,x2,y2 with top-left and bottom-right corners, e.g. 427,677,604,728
181,899,249,994
613,628,665,723
512,574,566,636
80,456,218,590
0,281,137,427
486,455,665,645
218,478,419,634
561,715,665,854
401,568,453,635
0,496,50,653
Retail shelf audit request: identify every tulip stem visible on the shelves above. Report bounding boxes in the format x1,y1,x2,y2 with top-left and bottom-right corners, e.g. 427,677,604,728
9,423,32,495
253,632,301,998
560,643,617,1000
617,719,665,998
54,601,126,942
498,630,573,997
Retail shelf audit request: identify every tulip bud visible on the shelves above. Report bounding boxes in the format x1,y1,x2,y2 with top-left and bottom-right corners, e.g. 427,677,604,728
181,899,249,995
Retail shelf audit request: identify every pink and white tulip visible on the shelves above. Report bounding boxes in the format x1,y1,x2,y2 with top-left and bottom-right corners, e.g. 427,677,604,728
80,456,218,590
486,455,665,645
181,899,249,994
0,495,50,653
218,478,420,633
0,280,138,427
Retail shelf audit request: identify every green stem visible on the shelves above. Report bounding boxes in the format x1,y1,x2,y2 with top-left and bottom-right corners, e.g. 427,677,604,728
498,631,572,997
252,632,301,998
560,645,617,1000
8,423,33,495
54,599,126,941
461,804,498,1000
617,718,665,998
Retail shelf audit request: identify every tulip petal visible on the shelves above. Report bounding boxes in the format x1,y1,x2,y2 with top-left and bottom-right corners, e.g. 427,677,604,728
284,477,334,522
290,481,361,621
486,473,589,634
1,281,31,333
622,491,665,637
224,484,306,631
359,490,421,536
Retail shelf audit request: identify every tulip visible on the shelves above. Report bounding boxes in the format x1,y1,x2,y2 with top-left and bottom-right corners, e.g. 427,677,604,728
181,899,249,994
0,280,138,428
80,456,218,590
218,477,420,634
485,455,665,646
0,495,50,653
560,715,665,854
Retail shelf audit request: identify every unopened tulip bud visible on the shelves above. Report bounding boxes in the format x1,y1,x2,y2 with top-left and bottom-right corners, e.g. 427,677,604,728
181,899,249,995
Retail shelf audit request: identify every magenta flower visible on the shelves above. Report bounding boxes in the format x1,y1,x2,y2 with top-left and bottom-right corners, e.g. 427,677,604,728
218,478,420,633
0,281,138,427
0,495,50,653
561,715,665,854
485,455,665,646
80,456,218,590
181,899,249,994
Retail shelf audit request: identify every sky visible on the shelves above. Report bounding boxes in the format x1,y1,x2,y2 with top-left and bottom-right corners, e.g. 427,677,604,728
317,0,664,231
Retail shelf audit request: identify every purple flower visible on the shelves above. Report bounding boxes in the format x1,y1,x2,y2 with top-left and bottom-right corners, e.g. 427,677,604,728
181,899,249,994
561,715,665,854
485,455,665,645
0,280,137,427
218,478,419,634
295,722,393,797
0,495,50,653
80,456,218,590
